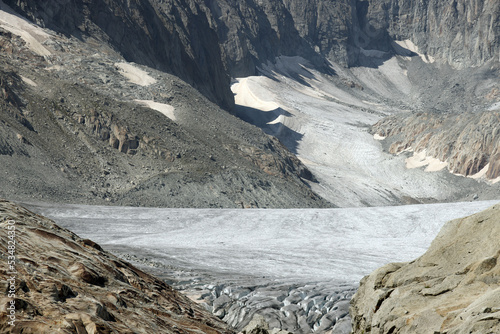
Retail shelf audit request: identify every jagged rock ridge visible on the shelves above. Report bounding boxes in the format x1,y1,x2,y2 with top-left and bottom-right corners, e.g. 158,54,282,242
350,203,500,334
0,199,235,333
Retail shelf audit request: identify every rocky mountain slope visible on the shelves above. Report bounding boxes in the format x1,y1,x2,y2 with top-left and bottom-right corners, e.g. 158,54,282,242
350,203,500,334
0,199,235,333
0,1,328,208
4,0,234,109
373,107,500,180
210,0,500,193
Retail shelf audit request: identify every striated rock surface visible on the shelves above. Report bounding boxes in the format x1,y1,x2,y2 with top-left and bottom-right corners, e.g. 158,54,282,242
203,0,348,76
0,199,235,333
207,0,500,75
372,0,500,69
350,203,500,334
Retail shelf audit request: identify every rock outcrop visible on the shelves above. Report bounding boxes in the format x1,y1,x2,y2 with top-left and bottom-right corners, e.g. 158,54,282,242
4,0,234,109
372,109,500,179
0,199,235,333
350,203,500,334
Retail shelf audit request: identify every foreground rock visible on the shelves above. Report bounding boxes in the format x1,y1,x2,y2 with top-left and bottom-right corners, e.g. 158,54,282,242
350,203,500,333
0,199,234,333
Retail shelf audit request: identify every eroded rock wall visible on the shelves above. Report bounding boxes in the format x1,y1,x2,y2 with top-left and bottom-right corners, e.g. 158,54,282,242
372,109,500,179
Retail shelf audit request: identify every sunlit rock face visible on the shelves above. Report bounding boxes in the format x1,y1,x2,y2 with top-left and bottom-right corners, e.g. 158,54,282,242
0,199,235,334
350,203,500,334
373,110,500,180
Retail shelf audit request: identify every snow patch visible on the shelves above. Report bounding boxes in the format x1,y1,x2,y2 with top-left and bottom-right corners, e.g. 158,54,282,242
488,102,500,111
20,75,37,87
45,65,63,71
115,62,157,86
394,39,435,64
134,100,175,121
468,163,489,180
405,150,448,172
232,77,280,111
267,114,285,125
373,134,386,140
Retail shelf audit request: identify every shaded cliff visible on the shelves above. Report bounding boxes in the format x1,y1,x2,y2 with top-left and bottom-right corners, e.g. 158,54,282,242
4,0,234,109
202,0,351,76
350,202,500,334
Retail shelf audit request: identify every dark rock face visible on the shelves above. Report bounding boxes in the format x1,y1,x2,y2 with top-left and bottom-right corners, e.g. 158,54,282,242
5,0,234,109
207,0,499,75
202,0,343,76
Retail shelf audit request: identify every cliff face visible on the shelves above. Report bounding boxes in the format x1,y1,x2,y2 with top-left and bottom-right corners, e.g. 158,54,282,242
382,0,500,68
350,203,500,334
0,199,235,333
203,0,353,76
207,0,499,76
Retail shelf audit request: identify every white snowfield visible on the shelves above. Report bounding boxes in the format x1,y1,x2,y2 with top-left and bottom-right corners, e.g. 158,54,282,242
115,62,157,86
30,200,498,284
134,99,176,121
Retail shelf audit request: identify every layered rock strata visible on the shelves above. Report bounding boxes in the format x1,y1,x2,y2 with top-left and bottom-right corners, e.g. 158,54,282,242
350,203,500,334
0,199,235,333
